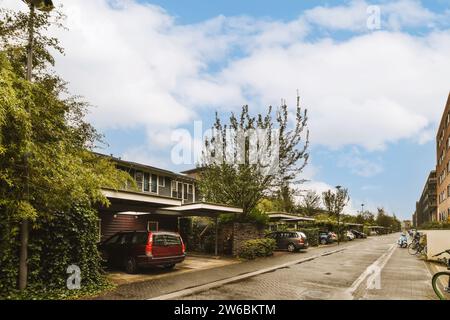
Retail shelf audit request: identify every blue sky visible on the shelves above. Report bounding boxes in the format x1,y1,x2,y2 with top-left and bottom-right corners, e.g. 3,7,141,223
5,0,450,219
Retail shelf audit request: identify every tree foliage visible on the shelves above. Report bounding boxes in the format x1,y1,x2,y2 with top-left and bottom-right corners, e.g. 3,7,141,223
301,190,322,216
322,187,350,243
0,7,130,294
199,97,309,217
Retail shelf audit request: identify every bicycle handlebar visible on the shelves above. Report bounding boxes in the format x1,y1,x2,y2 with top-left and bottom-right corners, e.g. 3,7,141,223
432,249,450,257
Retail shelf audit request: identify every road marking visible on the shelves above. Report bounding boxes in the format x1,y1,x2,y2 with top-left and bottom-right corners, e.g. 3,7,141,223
148,247,348,300
344,243,397,299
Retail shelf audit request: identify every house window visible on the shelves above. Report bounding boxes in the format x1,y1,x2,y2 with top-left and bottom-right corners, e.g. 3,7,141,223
158,176,166,188
151,174,157,193
171,180,177,198
177,182,183,199
135,171,143,191
147,221,158,231
183,183,188,200
144,172,150,192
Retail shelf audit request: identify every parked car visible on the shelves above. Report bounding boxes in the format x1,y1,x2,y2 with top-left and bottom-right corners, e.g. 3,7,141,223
350,229,367,239
319,231,333,245
345,230,355,241
265,231,309,252
98,231,186,274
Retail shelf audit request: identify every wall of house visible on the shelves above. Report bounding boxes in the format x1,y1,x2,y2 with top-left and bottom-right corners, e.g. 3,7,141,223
99,212,178,241
159,176,172,197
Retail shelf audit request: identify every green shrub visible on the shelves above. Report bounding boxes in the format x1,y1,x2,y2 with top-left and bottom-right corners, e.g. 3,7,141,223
299,228,319,247
420,221,450,230
0,205,109,299
238,238,276,260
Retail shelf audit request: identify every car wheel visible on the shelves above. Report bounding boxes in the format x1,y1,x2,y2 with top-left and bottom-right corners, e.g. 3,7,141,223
163,264,176,270
124,257,138,274
287,243,296,252
320,239,327,245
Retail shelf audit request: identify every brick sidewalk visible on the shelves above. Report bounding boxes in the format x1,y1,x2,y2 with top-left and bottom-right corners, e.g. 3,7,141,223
357,246,436,300
93,242,354,300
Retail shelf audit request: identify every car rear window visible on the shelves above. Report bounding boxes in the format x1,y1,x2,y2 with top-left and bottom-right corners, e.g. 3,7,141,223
164,235,181,245
153,234,165,246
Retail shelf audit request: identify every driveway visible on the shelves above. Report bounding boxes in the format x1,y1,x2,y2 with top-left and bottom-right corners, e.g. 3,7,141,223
106,255,239,286
94,241,353,299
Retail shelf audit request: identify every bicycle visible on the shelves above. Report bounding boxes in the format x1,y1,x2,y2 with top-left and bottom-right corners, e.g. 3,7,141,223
408,233,426,256
431,249,450,300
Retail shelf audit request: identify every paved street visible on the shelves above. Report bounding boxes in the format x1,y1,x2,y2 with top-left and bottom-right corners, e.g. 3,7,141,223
180,234,436,300
95,234,436,300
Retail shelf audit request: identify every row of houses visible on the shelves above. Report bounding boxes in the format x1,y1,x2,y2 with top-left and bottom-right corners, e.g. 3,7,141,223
96,153,243,255
413,93,450,227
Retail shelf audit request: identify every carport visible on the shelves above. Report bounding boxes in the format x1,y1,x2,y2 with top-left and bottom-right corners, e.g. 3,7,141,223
341,222,364,232
99,188,243,256
156,203,243,256
268,213,316,231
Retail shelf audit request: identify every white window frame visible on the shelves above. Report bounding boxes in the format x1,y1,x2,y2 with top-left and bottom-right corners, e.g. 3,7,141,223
147,221,159,232
158,175,166,188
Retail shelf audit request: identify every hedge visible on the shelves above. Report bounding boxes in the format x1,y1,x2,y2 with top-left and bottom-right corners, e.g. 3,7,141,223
299,228,319,247
0,205,111,299
238,238,276,260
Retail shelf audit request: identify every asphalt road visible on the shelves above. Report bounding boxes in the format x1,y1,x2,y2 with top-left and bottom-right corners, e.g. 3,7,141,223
181,233,436,300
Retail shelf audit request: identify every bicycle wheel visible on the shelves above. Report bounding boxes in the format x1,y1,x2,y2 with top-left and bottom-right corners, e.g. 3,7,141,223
408,243,418,255
432,271,450,300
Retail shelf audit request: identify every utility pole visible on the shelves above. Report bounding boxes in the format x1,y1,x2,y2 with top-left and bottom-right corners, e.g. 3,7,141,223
19,0,54,291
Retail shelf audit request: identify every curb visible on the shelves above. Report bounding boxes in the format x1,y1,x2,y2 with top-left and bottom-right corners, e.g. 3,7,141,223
148,247,348,300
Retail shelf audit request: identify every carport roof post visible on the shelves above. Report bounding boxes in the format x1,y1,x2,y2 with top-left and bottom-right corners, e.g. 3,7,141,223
157,202,243,257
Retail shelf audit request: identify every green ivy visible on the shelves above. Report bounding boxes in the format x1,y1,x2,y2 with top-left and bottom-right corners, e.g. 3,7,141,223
0,205,109,299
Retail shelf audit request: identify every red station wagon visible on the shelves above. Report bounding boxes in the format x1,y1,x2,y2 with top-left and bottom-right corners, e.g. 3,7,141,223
99,231,186,274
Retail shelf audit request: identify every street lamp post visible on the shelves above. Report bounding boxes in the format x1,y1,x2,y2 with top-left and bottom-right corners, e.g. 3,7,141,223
336,186,341,245
19,0,54,291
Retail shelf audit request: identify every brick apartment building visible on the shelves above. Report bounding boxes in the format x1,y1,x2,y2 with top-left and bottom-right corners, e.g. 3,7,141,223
436,93,450,222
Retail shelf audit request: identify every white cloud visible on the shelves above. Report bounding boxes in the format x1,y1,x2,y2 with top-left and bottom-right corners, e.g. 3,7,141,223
338,148,383,177
303,0,442,32
2,0,449,154
304,0,369,32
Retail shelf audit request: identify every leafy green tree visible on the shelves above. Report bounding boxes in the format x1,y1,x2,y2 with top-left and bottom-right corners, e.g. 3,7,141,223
355,210,375,225
301,190,322,216
199,97,309,218
0,7,130,291
322,186,350,244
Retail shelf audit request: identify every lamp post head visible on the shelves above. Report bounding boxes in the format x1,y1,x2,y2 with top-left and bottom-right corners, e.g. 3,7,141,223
335,185,342,190
23,0,54,12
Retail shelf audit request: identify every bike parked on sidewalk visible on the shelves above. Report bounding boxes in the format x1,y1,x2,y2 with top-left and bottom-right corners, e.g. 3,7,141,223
431,249,450,300
408,232,426,256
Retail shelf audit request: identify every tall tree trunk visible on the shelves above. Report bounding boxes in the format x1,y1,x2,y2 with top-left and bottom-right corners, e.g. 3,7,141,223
18,3,35,291
18,220,29,290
